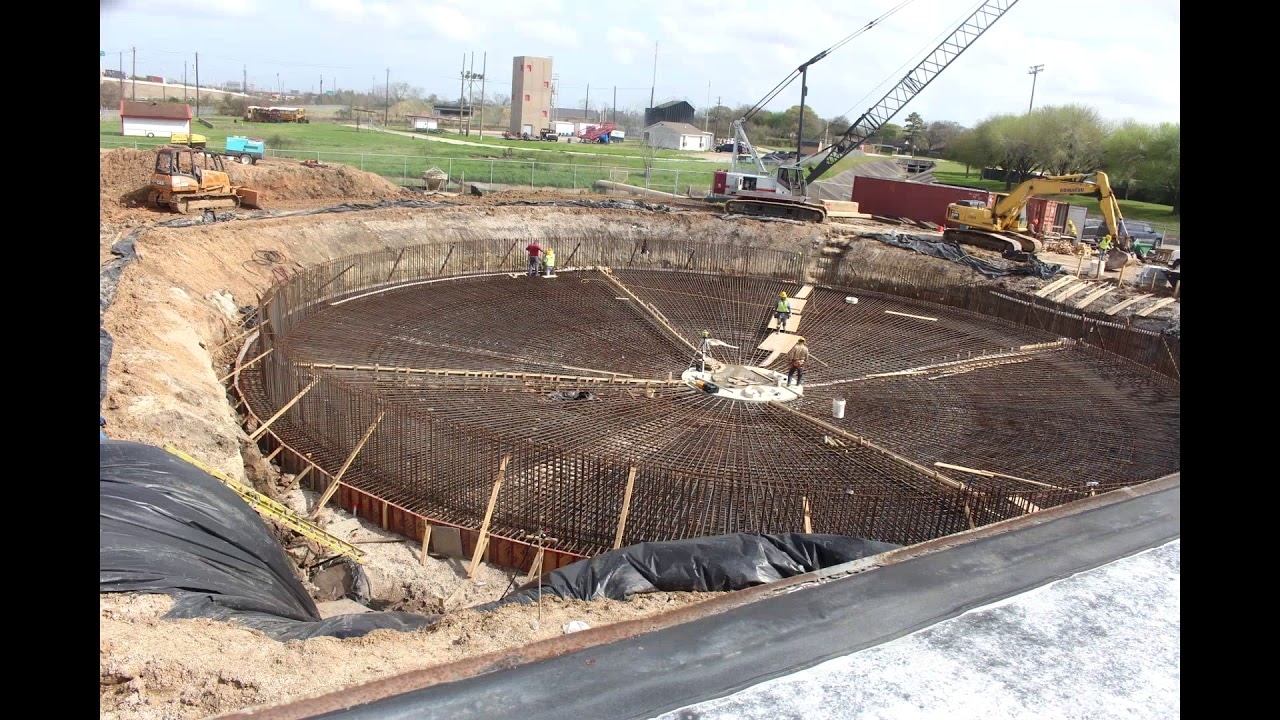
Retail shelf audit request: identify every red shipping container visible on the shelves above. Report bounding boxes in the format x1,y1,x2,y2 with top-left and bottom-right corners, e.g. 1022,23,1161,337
851,177,991,229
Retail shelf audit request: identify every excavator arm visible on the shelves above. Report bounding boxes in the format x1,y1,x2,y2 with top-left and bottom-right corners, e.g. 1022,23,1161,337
990,172,1129,242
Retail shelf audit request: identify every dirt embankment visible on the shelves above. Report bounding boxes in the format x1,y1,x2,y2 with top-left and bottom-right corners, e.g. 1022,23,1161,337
99,148,412,224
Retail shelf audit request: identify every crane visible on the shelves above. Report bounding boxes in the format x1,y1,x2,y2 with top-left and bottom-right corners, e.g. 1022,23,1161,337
713,0,1023,223
944,172,1133,255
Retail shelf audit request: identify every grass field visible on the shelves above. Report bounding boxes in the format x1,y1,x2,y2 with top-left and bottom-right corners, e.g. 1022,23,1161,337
929,160,1179,235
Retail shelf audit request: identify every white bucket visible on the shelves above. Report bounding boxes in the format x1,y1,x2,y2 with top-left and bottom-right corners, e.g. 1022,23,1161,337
832,398,846,419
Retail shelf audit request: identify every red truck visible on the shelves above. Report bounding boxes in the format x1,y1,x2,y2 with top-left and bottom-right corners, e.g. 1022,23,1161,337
146,75,164,83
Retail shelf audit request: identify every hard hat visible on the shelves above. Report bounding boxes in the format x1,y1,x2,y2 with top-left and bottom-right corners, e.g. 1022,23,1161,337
797,336,806,342
779,291,787,298
701,330,710,337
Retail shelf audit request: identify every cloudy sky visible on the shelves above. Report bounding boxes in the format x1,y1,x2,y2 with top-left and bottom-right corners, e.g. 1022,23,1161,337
100,0,1179,128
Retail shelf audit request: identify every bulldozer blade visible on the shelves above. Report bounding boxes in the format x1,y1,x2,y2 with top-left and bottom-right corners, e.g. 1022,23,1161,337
236,188,260,209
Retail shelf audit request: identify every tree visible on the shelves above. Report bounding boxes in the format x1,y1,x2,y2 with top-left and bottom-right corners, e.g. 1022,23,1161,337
100,82,120,109
1034,105,1107,175
1105,121,1179,213
782,104,824,144
925,120,964,154
827,115,851,138
874,123,902,144
904,112,926,150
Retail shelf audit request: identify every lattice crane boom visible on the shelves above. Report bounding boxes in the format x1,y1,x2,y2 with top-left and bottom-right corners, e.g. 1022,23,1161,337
802,0,1022,188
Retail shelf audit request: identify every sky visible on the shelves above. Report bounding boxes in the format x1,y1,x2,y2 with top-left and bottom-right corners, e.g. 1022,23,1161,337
652,540,1180,720
99,0,1179,129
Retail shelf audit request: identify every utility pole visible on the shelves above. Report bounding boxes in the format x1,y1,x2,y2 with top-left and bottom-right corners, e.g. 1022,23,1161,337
704,81,711,132
584,84,590,123
465,53,474,135
243,65,247,95
195,53,200,117
131,47,136,100
183,61,187,102
118,52,124,104
385,67,390,125
320,75,323,97
459,54,467,133
649,42,657,110
612,86,617,124
1027,64,1044,114
478,52,487,138
716,96,721,137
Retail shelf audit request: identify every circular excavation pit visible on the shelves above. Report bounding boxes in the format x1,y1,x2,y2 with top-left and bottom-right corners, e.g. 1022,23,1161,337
237,238,1180,570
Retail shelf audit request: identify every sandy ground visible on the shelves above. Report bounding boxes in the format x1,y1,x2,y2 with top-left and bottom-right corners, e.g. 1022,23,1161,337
98,148,1179,720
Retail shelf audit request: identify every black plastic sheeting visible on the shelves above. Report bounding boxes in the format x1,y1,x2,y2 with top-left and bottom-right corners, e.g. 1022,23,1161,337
100,229,144,414
473,533,902,611
101,439,901,641
863,232,1063,280
100,440,436,641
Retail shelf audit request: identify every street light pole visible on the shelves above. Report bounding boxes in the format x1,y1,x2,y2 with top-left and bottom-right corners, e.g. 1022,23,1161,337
1027,64,1044,114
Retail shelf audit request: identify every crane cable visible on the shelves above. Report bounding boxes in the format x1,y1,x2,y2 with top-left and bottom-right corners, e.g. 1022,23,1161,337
739,0,923,124
836,0,994,123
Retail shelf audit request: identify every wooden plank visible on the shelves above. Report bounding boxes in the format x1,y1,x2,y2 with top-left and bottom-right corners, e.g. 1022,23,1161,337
419,522,433,566
767,315,803,332
220,347,273,383
1051,282,1093,303
785,297,809,314
1136,297,1177,317
1035,275,1076,297
310,411,386,518
1104,293,1152,316
802,496,812,533
760,351,782,366
248,378,320,442
792,284,815,299
884,310,938,322
612,466,638,550
758,332,801,353
1074,286,1115,309
467,454,510,578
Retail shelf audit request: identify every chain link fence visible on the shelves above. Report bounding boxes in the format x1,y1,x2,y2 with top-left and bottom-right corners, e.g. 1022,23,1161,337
100,137,718,196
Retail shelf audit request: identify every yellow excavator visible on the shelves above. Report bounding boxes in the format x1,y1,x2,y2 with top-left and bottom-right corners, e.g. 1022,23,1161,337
943,172,1129,256
148,145,260,215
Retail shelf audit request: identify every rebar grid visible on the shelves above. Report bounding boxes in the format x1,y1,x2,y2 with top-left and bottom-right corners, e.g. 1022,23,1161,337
240,238,1179,556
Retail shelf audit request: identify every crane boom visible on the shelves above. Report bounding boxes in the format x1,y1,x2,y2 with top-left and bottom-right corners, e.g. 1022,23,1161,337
803,0,1021,187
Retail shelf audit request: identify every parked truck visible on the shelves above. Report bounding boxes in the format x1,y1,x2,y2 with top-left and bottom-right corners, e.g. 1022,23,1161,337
145,75,164,83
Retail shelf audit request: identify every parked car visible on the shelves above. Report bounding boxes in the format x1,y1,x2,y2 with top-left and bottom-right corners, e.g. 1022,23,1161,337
1083,218,1164,246
716,142,751,154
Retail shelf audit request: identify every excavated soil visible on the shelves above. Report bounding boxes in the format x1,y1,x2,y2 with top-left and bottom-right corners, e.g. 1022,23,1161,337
98,149,1179,720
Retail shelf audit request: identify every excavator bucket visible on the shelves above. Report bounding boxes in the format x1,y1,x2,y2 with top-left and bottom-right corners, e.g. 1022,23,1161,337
235,187,260,209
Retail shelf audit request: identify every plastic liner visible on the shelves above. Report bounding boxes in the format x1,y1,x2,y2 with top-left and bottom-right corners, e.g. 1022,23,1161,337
100,229,144,417
472,533,903,611
865,232,1063,279
101,440,901,641
99,440,436,641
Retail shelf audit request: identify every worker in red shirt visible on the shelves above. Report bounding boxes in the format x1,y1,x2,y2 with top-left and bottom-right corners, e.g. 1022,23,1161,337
525,241,542,277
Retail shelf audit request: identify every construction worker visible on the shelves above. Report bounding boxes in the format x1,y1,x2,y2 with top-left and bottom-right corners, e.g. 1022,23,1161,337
1097,234,1112,276
786,337,809,387
1066,219,1078,238
543,246,556,276
775,291,792,332
525,240,542,277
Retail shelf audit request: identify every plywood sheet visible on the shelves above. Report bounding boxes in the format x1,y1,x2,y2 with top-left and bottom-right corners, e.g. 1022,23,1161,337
792,285,815,299
757,332,801,353
767,316,803,332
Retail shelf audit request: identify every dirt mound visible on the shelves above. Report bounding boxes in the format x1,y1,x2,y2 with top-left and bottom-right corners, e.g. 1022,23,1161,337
99,149,411,222
100,148,161,218
226,158,408,204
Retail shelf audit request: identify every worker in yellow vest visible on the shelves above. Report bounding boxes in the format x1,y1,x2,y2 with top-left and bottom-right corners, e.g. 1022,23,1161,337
1097,234,1112,277
543,247,556,277
775,292,792,332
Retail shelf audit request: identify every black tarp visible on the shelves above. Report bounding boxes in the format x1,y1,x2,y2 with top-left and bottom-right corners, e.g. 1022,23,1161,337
99,440,436,640
864,232,1063,280
101,440,901,641
473,533,902,611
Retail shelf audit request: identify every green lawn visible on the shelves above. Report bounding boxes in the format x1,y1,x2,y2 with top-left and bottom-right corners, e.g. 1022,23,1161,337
930,160,1179,236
